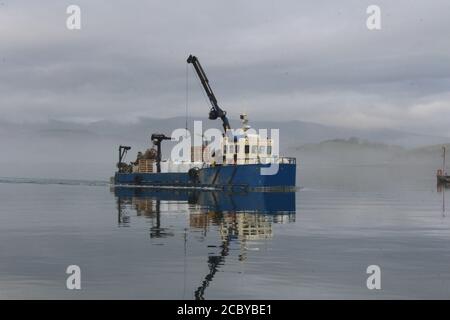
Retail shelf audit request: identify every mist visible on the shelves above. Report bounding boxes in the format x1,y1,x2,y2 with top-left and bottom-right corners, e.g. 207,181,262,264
1,117,448,180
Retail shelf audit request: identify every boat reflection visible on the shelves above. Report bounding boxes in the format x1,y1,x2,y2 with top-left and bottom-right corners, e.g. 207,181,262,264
113,187,296,299
437,182,447,218
437,180,450,192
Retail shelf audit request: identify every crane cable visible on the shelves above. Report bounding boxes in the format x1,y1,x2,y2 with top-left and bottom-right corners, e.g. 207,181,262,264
185,63,189,137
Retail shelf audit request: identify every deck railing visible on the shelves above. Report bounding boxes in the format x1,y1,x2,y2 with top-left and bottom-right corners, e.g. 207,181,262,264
279,157,296,164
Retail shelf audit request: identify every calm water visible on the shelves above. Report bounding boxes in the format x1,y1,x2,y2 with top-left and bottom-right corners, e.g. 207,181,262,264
0,164,449,299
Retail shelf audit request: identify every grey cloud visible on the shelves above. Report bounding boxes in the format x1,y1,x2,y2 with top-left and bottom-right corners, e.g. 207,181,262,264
0,0,450,136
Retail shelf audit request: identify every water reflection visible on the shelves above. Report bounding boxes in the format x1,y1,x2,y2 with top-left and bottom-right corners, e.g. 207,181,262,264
113,187,296,299
437,181,448,217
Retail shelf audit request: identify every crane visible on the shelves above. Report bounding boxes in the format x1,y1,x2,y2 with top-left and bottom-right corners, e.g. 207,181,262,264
117,145,131,173
151,133,172,173
187,55,231,134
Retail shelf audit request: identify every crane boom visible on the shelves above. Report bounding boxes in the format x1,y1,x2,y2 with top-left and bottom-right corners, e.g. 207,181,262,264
187,55,231,133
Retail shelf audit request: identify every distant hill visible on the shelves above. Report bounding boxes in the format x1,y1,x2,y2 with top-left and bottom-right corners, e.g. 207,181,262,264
408,143,450,155
2,116,448,147
403,143,450,165
0,117,449,178
294,137,405,166
293,138,450,167
297,137,403,152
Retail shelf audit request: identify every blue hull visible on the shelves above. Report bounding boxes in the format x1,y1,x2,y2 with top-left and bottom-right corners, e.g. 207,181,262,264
114,163,296,190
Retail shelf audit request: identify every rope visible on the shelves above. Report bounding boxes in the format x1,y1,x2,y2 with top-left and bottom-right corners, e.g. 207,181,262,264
185,63,189,137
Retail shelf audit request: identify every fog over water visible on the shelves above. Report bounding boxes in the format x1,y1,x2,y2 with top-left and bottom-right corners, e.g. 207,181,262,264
1,116,448,180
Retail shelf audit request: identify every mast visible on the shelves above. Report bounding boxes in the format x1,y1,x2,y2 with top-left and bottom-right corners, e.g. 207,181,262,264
443,146,446,174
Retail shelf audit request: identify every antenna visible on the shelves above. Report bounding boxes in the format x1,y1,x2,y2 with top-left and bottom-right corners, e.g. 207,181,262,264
183,227,187,299
185,63,189,137
443,146,446,173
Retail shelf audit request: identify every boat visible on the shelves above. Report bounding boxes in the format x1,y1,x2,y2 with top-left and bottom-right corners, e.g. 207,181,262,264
112,55,296,191
437,146,450,183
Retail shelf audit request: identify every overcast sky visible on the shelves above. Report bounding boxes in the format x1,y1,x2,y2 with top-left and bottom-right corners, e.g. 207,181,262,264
1,0,450,136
